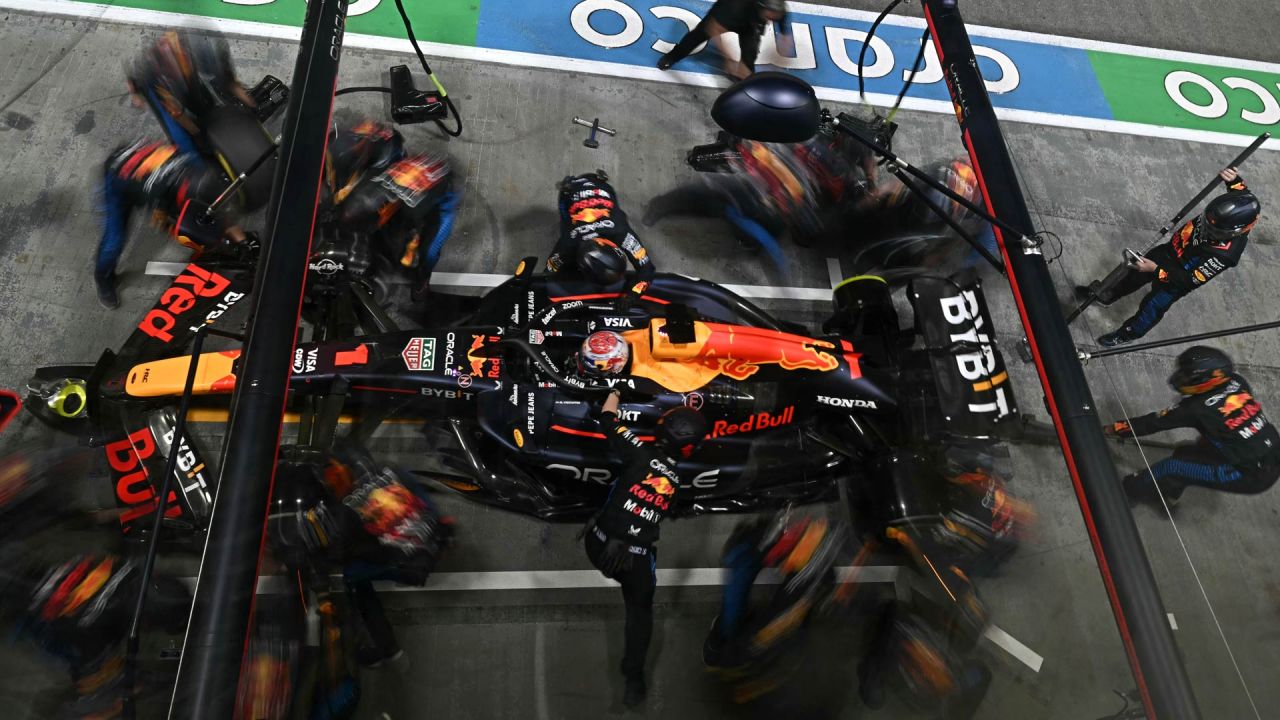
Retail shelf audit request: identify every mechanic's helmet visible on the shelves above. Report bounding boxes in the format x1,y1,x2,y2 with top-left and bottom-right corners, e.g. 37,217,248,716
577,240,627,286
43,379,88,419
325,121,406,205
579,331,630,375
1202,191,1260,242
656,406,707,459
1168,346,1233,395
912,158,980,225
267,461,340,569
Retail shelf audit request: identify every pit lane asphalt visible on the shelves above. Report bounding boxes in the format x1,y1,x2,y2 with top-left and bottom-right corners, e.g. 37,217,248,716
0,6,1278,720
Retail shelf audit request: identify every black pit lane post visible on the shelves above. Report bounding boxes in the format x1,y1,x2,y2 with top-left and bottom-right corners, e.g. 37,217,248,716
167,0,347,717
919,1,1200,717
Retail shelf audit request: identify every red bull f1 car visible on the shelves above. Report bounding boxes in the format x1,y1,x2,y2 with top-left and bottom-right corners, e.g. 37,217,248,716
24,252,1020,535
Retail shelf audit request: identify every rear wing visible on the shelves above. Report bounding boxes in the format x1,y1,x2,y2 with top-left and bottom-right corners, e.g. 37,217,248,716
906,269,1018,440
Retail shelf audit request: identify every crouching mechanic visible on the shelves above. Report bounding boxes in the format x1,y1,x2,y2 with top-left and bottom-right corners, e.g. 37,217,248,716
585,388,707,707
95,140,249,309
330,122,460,301
1104,346,1280,504
1092,168,1259,347
550,172,654,312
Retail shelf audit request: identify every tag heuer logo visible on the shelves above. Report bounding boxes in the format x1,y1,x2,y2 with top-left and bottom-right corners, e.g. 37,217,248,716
402,337,436,371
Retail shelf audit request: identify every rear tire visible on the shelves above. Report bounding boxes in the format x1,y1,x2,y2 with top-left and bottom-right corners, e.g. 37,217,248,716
203,105,276,212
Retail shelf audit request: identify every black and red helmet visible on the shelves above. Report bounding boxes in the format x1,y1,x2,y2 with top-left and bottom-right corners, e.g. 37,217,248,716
656,406,707,459
1202,191,1260,242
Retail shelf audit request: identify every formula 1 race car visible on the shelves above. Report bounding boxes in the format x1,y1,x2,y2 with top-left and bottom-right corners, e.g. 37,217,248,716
24,256,1019,534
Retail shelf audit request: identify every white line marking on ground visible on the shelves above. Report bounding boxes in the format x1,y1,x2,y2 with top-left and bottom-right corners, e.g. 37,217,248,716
179,566,901,594
146,261,189,275
983,624,1044,673
8,0,1278,150
179,565,1035,667
145,263,835,302
1168,613,1178,631
534,623,550,720
826,257,842,289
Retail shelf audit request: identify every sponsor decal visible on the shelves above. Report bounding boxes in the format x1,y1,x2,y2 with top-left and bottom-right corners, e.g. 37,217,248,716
629,481,671,510
162,427,211,507
139,264,237,343
444,332,457,368
816,394,878,410
571,207,612,223
402,337,437,371
1218,392,1253,416
420,387,473,399
686,468,719,489
106,428,181,526
622,497,660,524
376,155,449,207
467,335,501,378
641,475,674,496
292,347,319,374
548,464,613,484
709,406,795,438
309,259,344,275
526,392,537,435
603,316,635,328
1238,415,1268,439
659,322,840,382
938,288,1012,417
529,329,545,344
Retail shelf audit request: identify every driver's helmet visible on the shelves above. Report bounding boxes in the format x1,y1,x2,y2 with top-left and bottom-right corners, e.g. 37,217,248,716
579,331,630,375
43,379,88,419
325,120,406,206
656,406,707,459
1202,191,1260,243
577,240,627,285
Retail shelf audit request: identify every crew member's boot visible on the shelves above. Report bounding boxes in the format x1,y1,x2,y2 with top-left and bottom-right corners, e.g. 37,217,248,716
96,274,120,310
623,672,647,707
1096,326,1138,348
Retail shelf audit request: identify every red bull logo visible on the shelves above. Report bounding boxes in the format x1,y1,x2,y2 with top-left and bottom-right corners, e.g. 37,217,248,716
1219,392,1253,416
642,475,675,496
466,335,502,379
710,406,795,438
682,325,839,381
384,155,448,195
571,207,612,223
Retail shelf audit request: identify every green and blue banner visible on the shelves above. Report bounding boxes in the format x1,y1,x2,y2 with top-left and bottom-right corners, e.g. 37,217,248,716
10,0,1280,146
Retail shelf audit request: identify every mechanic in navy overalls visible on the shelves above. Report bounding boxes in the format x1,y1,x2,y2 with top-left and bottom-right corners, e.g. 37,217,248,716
1105,346,1280,505
1092,168,1258,347
96,30,259,309
582,336,707,707
95,140,250,309
330,121,461,301
549,172,654,312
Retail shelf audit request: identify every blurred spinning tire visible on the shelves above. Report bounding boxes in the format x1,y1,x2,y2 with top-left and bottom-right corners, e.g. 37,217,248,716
204,104,276,212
